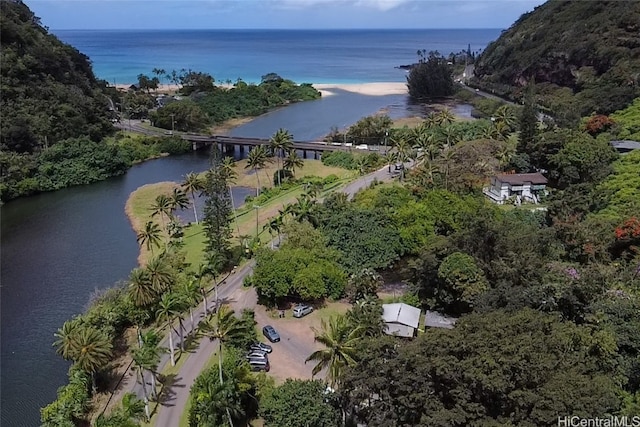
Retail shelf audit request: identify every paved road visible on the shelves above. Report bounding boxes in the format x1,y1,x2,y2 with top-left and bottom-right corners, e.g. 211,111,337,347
111,164,404,426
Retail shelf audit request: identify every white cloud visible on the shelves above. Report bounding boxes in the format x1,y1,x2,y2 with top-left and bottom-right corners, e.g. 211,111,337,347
271,0,410,11
355,0,409,11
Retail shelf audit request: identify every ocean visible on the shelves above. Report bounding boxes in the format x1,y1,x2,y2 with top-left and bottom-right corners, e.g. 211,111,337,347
52,29,501,85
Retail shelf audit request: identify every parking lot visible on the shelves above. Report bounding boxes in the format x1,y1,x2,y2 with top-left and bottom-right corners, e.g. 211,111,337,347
227,286,350,382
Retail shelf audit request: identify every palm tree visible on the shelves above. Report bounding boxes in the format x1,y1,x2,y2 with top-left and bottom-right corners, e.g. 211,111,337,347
136,221,162,253
179,279,202,334
494,105,516,131
128,268,156,307
140,330,165,400
73,327,113,392
53,320,81,361
245,145,269,197
131,348,152,420
288,194,318,226
392,136,412,181
150,194,173,232
145,255,174,294
220,156,241,238
436,108,455,126
156,293,186,366
305,315,362,387
201,306,248,384
169,187,189,218
181,172,204,225
269,128,294,186
120,392,147,423
283,149,304,178
263,216,282,248
190,378,244,427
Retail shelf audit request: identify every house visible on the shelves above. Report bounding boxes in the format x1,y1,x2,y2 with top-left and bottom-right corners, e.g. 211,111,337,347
611,140,640,155
424,310,457,329
382,303,421,338
483,172,548,205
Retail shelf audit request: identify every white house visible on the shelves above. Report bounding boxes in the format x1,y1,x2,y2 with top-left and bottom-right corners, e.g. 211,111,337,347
382,303,421,338
483,172,548,205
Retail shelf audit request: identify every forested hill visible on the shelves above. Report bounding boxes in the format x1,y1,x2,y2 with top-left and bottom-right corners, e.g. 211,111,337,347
0,0,113,153
472,0,640,118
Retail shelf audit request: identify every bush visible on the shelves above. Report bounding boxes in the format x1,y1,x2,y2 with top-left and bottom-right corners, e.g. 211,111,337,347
321,151,356,169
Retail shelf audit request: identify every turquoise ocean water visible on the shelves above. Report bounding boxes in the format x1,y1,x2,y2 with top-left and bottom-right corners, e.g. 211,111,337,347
53,29,501,85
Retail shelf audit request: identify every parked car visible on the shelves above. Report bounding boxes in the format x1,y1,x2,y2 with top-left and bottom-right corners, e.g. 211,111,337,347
293,304,313,318
246,351,268,360
250,342,272,353
248,359,270,372
262,325,281,342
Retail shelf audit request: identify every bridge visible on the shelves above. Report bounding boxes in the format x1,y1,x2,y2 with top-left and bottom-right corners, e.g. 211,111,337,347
183,134,378,159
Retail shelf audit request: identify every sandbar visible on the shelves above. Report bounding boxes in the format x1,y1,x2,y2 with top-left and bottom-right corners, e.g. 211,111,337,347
313,82,408,97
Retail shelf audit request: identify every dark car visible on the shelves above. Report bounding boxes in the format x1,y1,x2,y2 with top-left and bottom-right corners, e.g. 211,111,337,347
250,342,273,353
262,325,280,342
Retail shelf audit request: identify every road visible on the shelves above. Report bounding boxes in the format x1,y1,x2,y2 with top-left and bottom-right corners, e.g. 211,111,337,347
108,163,404,426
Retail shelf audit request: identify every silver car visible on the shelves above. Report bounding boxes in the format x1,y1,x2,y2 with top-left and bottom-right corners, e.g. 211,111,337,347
293,304,313,318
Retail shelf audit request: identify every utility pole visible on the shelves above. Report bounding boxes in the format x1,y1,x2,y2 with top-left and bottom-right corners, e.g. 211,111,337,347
385,130,391,173
253,205,260,237
170,113,175,134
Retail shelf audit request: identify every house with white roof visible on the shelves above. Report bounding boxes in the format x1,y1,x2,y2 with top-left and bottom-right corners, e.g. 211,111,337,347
382,303,421,338
483,172,548,205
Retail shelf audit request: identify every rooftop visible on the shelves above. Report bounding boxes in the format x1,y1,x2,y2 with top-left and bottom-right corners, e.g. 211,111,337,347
382,303,421,328
495,172,548,185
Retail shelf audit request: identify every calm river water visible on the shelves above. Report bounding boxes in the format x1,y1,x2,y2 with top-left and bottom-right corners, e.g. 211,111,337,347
0,90,411,426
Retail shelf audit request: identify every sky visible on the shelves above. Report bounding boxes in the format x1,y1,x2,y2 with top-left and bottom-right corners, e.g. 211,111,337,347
28,0,547,30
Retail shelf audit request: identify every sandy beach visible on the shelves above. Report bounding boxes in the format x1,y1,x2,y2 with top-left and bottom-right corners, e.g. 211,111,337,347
114,81,408,97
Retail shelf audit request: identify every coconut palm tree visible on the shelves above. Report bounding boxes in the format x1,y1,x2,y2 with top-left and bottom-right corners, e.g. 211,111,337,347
283,149,304,178
128,268,156,307
200,306,248,384
392,136,412,181
156,293,186,366
179,279,202,334
131,348,152,420
263,216,282,248
120,392,147,423
136,221,162,254
288,194,318,226
245,145,269,197
269,128,294,186
169,187,189,218
150,194,173,232
140,330,165,400
144,255,174,295
305,315,363,387
181,172,204,225
494,105,517,131
190,378,244,427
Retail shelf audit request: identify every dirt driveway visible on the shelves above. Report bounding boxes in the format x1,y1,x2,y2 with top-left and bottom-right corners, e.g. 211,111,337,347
226,286,350,382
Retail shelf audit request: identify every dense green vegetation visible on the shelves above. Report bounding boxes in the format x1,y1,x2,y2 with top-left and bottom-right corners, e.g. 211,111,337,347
406,51,455,100
472,0,640,123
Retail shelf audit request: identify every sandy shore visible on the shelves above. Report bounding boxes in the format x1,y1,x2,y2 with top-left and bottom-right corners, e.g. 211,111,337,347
313,82,407,97
114,81,407,97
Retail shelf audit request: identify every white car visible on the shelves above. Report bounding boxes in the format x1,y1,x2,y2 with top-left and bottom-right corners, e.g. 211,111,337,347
293,305,313,318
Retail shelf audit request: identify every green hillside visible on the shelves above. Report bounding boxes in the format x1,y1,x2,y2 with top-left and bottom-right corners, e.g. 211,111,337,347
472,0,640,119
0,0,113,153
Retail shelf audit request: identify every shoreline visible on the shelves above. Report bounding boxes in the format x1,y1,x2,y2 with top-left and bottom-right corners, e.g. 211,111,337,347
114,81,408,97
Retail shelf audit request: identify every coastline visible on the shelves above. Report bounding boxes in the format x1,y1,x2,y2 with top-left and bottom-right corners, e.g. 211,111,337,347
114,81,408,98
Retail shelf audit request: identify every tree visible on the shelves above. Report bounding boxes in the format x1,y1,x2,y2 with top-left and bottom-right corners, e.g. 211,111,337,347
128,268,155,307
245,145,269,197
260,379,340,427
152,67,166,86
269,128,294,186
345,268,383,303
53,319,83,361
149,194,172,232
518,82,538,158
156,293,186,366
305,315,362,387
56,325,112,392
144,255,174,294
169,187,189,217
406,51,454,100
202,145,234,267
341,309,620,427
136,221,162,253
201,306,248,385
345,296,386,338
220,156,241,238
181,172,204,225
283,150,304,178
436,251,489,314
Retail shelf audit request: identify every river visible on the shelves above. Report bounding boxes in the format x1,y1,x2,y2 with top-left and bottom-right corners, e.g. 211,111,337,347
0,89,415,426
